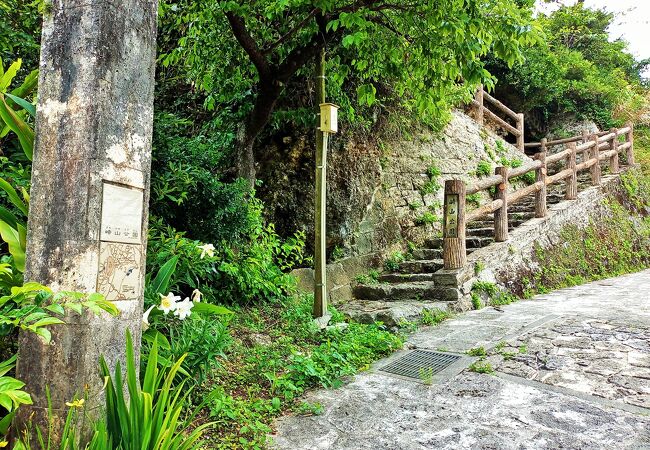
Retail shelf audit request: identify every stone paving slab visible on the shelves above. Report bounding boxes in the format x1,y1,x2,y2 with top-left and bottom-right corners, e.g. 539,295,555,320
272,270,650,449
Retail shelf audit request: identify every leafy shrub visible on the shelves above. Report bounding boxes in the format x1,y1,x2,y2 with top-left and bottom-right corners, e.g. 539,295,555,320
475,160,492,177
419,179,441,196
0,278,118,444
487,4,648,130
147,200,306,306
420,308,451,326
355,270,380,285
414,211,439,226
471,281,518,306
467,193,481,208
151,113,253,247
468,359,494,374
420,163,442,196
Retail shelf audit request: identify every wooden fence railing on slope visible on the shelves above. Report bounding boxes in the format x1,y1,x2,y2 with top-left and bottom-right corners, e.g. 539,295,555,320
442,124,635,270
471,85,525,152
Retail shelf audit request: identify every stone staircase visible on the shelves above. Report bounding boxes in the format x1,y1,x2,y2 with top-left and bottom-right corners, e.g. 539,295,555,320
344,172,595,327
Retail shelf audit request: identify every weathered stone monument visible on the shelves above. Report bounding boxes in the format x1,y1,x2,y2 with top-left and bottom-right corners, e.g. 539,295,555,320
15,0,158,439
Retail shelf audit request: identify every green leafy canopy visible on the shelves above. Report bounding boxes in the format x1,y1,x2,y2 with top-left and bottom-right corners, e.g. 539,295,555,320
160,0,539,127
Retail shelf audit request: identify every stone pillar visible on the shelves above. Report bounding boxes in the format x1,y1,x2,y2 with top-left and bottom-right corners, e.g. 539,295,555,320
16,0,158,440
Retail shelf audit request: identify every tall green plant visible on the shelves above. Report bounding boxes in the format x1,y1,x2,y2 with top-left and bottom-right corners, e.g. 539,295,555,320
0,58,37,160
13,334,209,449
0,58,37,273
100,332,213,450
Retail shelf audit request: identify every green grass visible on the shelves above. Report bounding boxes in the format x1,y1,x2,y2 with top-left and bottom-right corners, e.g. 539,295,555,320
384,251,406,271
468,359,494,374
196,294,403,448
355,269,380,285
466,346,487,357
420,308,452,326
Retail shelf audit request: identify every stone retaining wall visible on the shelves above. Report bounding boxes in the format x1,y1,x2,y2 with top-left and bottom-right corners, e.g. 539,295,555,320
434,174,623,311
292,110,531,304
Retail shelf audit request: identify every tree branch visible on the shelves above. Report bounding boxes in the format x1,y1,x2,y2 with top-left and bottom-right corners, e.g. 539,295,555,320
263,8,319,55
225,11,272,78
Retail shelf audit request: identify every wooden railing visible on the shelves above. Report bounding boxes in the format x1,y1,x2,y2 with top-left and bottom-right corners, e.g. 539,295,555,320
524,130,612,150
471,86,525,152
442,124,635,270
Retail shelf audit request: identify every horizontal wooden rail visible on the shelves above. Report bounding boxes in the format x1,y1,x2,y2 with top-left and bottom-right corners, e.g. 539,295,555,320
483,91,520,122
526,130,612,149
466,199,504,223
508,160,542,179
467,175,503,195
471,100,521,136
466,161,541,195
546,148,572,165
471,86,525,151
508,181,544,205
442,123,636,270
545,168,573,185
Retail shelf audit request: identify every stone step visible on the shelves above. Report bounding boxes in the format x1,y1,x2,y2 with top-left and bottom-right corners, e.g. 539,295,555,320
509,205,535,213
425,236,493,249
468,220,525,230
379,273,437,283
411,248,442,260
353,281,460,302
340,300,451,328
398,259,444,274
467,227,515,237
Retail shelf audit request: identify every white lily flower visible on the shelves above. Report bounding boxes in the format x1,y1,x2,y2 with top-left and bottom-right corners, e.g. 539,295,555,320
192,289,203,303
142,305,155,331
174,297,193,320
159,292,181,314
198,243,215,259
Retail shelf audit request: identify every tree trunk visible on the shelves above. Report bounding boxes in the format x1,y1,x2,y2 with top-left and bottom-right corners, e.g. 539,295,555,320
236,81,283,185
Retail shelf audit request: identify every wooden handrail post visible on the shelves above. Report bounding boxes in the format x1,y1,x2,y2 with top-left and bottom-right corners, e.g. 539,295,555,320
581,130,589,164
534,141,547,218
566,142,578,200
609,128,619,174
475,85,484,126
443,179,466,270
589,134,601,186
625,122,635,166
516,113,525,152
494,166,509,242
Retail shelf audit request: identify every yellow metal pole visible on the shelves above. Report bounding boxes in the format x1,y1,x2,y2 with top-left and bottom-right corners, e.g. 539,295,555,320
313,48,329,320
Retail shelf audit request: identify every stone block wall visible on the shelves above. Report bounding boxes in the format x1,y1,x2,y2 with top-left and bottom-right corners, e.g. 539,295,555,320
349,110,532,255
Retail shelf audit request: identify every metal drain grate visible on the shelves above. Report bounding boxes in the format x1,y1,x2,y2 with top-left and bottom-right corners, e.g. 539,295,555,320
380,350,461,380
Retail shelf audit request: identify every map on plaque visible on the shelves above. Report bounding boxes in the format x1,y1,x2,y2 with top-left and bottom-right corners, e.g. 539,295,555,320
100,183,143,244
97,242,142,301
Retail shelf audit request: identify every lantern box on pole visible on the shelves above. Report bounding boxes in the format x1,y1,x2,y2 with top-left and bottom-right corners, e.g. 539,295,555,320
319,103,339,134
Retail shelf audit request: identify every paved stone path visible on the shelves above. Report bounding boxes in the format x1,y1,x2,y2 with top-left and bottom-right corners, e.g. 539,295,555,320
272,270,650,449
